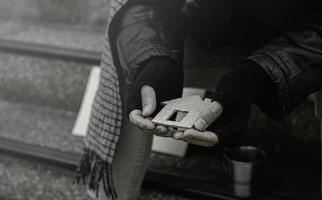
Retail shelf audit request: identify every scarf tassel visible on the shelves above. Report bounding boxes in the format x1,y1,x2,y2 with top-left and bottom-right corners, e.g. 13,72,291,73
76,149,117,200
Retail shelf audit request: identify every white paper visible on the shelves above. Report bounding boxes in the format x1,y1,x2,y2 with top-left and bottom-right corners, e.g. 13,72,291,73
72,66,101,137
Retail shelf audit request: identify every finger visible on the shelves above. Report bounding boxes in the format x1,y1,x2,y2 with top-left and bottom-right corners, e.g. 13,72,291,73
168,127,176,135
172,131,184,140
187,140,216,147
194,101,223,131
182,129,219,146
156,126,175,137
155,125,173,137
141,126,174,137
129,110,155,130
141,85,157,117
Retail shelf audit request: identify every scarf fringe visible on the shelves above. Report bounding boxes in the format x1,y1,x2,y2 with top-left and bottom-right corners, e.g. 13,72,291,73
76,148,117,200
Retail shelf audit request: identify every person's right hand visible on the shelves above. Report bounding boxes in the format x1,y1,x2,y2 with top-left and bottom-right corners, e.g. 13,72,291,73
129,85,176,137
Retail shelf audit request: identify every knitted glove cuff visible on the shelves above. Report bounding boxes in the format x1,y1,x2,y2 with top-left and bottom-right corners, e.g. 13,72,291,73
126,56,183,116
213,61,271,109
210,61,274,143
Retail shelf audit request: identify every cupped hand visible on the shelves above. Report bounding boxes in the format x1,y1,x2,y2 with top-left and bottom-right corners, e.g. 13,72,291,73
129,85,175,137
172,100,223,146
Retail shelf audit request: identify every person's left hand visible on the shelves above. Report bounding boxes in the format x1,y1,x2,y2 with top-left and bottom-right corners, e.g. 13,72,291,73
173,100,223,147
173,62,270,146
129,85,176,137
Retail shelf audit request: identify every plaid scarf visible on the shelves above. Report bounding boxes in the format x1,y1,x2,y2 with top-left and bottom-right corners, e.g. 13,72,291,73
76,0,129,199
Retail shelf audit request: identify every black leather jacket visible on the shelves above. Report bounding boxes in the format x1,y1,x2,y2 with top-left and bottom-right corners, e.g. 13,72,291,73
111,0,322,118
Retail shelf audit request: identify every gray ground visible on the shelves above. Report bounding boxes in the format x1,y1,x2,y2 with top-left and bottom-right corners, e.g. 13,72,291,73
0,154,193,200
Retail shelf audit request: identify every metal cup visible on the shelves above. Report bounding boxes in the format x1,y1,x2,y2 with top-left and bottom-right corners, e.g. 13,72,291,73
223,146,266,198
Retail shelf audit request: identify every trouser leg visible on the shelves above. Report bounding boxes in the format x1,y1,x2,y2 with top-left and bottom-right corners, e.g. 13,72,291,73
95,118,153,200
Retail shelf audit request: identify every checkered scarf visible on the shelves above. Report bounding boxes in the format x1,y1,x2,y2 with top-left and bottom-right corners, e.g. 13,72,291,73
76,0,129,199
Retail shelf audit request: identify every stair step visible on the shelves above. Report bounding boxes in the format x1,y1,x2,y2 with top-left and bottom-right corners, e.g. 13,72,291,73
0,154,87,200
0,99,83,153
0,0,110,25
0,51,93,111
0,19,105,52
0,154,191,200
0,18,106,111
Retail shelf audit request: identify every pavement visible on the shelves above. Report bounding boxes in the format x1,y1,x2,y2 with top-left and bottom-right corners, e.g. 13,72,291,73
0,153,193,200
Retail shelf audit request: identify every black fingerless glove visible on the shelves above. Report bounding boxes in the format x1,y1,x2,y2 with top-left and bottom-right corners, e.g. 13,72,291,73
209,61,278,143
126,57,183,116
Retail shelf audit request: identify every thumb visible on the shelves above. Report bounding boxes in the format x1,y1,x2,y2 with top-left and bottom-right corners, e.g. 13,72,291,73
194,101,223,131
141,85,157,117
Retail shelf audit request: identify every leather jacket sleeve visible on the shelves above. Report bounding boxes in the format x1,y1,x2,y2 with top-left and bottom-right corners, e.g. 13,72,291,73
248,17,322,119
113,0,185,85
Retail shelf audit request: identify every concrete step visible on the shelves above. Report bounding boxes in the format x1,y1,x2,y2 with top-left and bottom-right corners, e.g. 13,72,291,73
0,19,105,52
0,52,92,111
0,154,192,200
0,0,110,25
0,154,87,200
0,99,83,153
0,19,106,111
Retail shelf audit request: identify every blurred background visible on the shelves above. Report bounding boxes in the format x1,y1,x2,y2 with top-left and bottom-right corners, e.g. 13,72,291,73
0,0,320,200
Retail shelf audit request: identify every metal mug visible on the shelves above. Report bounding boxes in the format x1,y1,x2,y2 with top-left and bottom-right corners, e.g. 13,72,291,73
223,146,266,198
